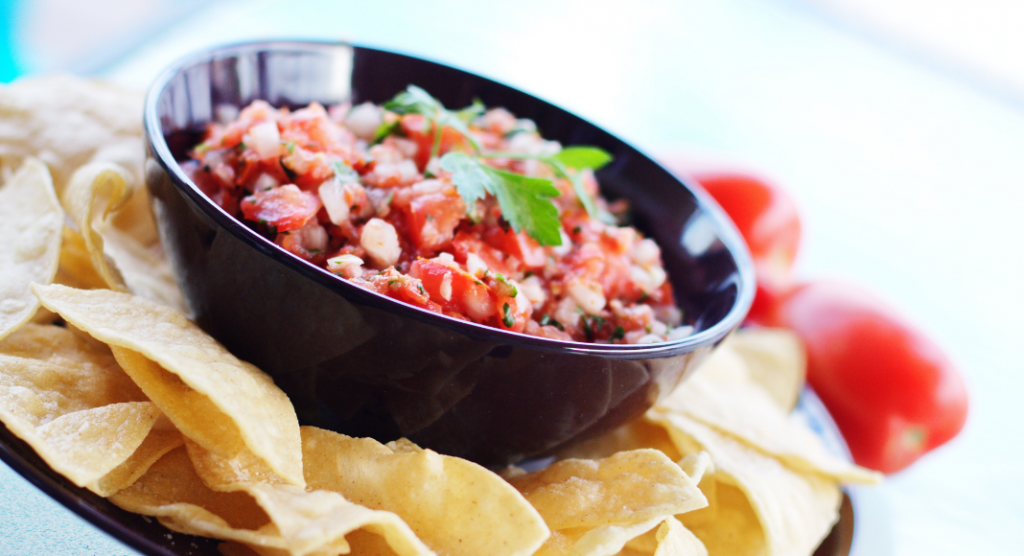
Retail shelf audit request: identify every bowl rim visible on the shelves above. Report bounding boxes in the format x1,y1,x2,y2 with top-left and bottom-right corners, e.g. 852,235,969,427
143,38,755,359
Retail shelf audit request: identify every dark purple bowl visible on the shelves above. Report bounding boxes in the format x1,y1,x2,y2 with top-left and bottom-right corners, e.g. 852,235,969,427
143,40,755,467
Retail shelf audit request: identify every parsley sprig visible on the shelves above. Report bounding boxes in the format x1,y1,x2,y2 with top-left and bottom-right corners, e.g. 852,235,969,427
441,153,562,245
380,85,483,159
377,86,614,246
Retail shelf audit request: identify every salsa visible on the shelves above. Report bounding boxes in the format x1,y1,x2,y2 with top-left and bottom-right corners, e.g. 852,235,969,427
184,88,690,343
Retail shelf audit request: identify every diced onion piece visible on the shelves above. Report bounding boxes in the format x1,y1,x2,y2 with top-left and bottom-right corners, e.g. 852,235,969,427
252,173,279,193
630,238,661,267
439,272,453,301
344,102,382,140
519,276,546,306
466,253,488,277
550,229,573,256
649,319,668,336
636,333,664,344
567,279,606,314
667,325,694,341
247,121,282,159
463,285,495,321
327,254,364,278
319,179,350,225
360,218,401,267
647,265,667,290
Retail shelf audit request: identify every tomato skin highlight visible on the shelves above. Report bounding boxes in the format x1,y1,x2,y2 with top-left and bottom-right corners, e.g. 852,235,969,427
766,280,969,473
240,185,322,232
660,163,801,324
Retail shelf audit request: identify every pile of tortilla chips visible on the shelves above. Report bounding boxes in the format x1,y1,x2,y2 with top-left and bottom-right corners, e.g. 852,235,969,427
0,76,879,556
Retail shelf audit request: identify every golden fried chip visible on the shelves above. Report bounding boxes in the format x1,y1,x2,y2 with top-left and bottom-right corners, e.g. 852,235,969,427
0,158,63,340
185,438,288,490
91,428,184,496
100,223,186,313
0,324,163,491
556,420,681,462
536,517,664,556
55,226,108,289
0,76,143,194
508,449,706,531
110,346,247,460
651,517,706,556
679,481,765,556
113,447,433,556
302,427,548,556
61,162,132,291
647,412,841,556
725,329,805,411
32,284,304,487
658,368,879,485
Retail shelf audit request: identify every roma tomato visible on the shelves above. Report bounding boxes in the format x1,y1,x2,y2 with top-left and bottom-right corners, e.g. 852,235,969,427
661,162,801,324
764,280,969,473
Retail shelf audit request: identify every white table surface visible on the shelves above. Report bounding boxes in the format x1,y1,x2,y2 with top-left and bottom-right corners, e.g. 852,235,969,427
2,0,1021,554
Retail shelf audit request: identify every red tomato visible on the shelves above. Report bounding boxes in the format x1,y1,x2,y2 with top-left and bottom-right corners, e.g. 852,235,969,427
765,280,969,473
483,227,546,269
661,161,801,324
240,185,322,232
400,114,473,170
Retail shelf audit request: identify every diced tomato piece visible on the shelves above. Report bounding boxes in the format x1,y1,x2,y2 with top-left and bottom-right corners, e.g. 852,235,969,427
403,190,466,253
451,230,512,276
410,259,498,322
353,268,439,311
240,184,322,231
400,114,473,170
484,227,546,269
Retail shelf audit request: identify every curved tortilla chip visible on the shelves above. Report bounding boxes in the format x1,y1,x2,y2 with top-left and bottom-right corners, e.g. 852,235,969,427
0,158,63,341
112,447,433,556
647,412,842,556
302,427,548,556
0,76,143,195
508,449,707,531
31,284,304,487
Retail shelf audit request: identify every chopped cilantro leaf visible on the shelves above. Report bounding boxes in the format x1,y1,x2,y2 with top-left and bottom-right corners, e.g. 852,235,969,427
611,325,625,341
502,303,515,327
331,161,360,183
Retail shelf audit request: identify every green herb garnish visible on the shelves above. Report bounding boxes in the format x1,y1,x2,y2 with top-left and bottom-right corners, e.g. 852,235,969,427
331,161,360,183
611,325,625,341
441,152,562,246
539,314,564,331
382,85,481,159
502,302,515,327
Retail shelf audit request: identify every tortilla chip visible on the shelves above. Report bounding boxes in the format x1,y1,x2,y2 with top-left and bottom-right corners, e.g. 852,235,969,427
0,158,63,341
32,284,304,487
110,346,247,460
651,517,706,556
647,412,842,556
0,76,143,195
658,366,879,485
113,446,433,556
60,162,132,291
185,438,288,490
725,329,805,411
678,481,765,556
555,420,681,462
91,428,184,496
100,223,186,313
302,427,548,556
508,449,706,531
536,518,664,556
0,324,163,491
55,226,109,290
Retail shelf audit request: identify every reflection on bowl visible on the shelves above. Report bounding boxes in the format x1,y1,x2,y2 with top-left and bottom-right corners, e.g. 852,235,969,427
143,40,754,467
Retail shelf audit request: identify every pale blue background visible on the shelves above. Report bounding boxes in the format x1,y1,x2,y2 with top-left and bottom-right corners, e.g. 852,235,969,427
1,1,1021,554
